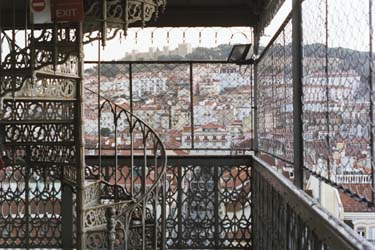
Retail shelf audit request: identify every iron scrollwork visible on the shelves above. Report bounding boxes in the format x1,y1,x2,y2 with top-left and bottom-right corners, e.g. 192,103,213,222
83,0,167,44
83,88,167,249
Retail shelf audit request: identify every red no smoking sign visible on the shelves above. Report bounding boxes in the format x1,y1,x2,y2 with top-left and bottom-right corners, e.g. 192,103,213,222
31,0,46,12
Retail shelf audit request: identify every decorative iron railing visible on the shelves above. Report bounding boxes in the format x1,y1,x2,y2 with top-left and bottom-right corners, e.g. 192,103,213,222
83,153,372,249
164,156,251,249
251,156,373,250
83,88,167,250
85,155,252,249
0,20,81,249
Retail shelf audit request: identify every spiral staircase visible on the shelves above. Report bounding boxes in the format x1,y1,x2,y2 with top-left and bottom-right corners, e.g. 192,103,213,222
82,89,167,249
0,0,167,249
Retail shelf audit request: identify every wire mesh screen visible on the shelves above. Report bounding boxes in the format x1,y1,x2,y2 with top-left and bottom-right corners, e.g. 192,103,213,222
131,64,192,149
257,1,375,206
257,17,294,167
84,64,131,152
84,62,254,153
302,0,374,203
192,64,253,150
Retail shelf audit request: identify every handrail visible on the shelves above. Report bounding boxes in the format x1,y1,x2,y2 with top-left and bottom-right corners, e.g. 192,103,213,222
85,87,167,204
86,154,251,166
251,156,373,250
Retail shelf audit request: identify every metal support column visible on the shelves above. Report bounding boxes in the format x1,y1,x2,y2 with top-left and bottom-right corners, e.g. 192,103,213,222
369,0,375,207
189,62,195,149
214,166,219,248
292,0,304,189
253,30,260,154
177,165,183,248
62,185,74,250
76,22,86,249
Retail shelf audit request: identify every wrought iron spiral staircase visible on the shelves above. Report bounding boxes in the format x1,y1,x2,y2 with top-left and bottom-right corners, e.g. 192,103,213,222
83,88,167,249
0,0,167,249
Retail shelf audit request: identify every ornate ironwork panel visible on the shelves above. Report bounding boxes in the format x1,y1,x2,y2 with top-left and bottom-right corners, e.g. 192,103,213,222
0,98,76,249
0,145,64,247
0,15,80,247
164,156,251,249
83,0,167,45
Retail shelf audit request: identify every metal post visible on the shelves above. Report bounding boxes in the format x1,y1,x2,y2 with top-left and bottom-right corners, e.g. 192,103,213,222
253,31,260,154
101,0,107,46
98,39,102,179
25,146,31,246
324,0,331,182
292,0,304,189
250,167,255,248
76,22,86,250
62,185,73,249
251,30,260,249
106,207,116,250
115,107,119,201
142,136,147,250
369,0,375,207
177,165,183,248
190,62,195,149
130,63,133,114
161,174,167,250
214,166,219,248
271,47,275,156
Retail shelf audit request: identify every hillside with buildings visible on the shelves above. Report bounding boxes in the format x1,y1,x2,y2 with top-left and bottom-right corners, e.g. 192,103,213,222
84,45,254,153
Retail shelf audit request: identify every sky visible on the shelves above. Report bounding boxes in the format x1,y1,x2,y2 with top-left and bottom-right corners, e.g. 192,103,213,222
83,27,253,61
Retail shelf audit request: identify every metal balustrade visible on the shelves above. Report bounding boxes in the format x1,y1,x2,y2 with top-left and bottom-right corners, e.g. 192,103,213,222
251,156,373,250
83,154,373,249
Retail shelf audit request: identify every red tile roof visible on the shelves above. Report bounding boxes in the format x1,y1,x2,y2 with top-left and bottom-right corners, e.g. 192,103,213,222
340,184,373,212
201,123,225,129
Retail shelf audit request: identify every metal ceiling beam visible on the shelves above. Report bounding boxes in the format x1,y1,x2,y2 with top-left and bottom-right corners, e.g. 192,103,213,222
1,11,28,30
0,5,258,29
145,6,257,27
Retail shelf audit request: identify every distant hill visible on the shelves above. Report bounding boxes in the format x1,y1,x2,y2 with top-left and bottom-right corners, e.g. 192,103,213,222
84,44,233,77
161,44,233,61
85,43,372,80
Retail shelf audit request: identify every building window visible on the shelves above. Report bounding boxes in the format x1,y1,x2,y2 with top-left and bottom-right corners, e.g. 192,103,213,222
368,227,375,242
356,227,366,238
